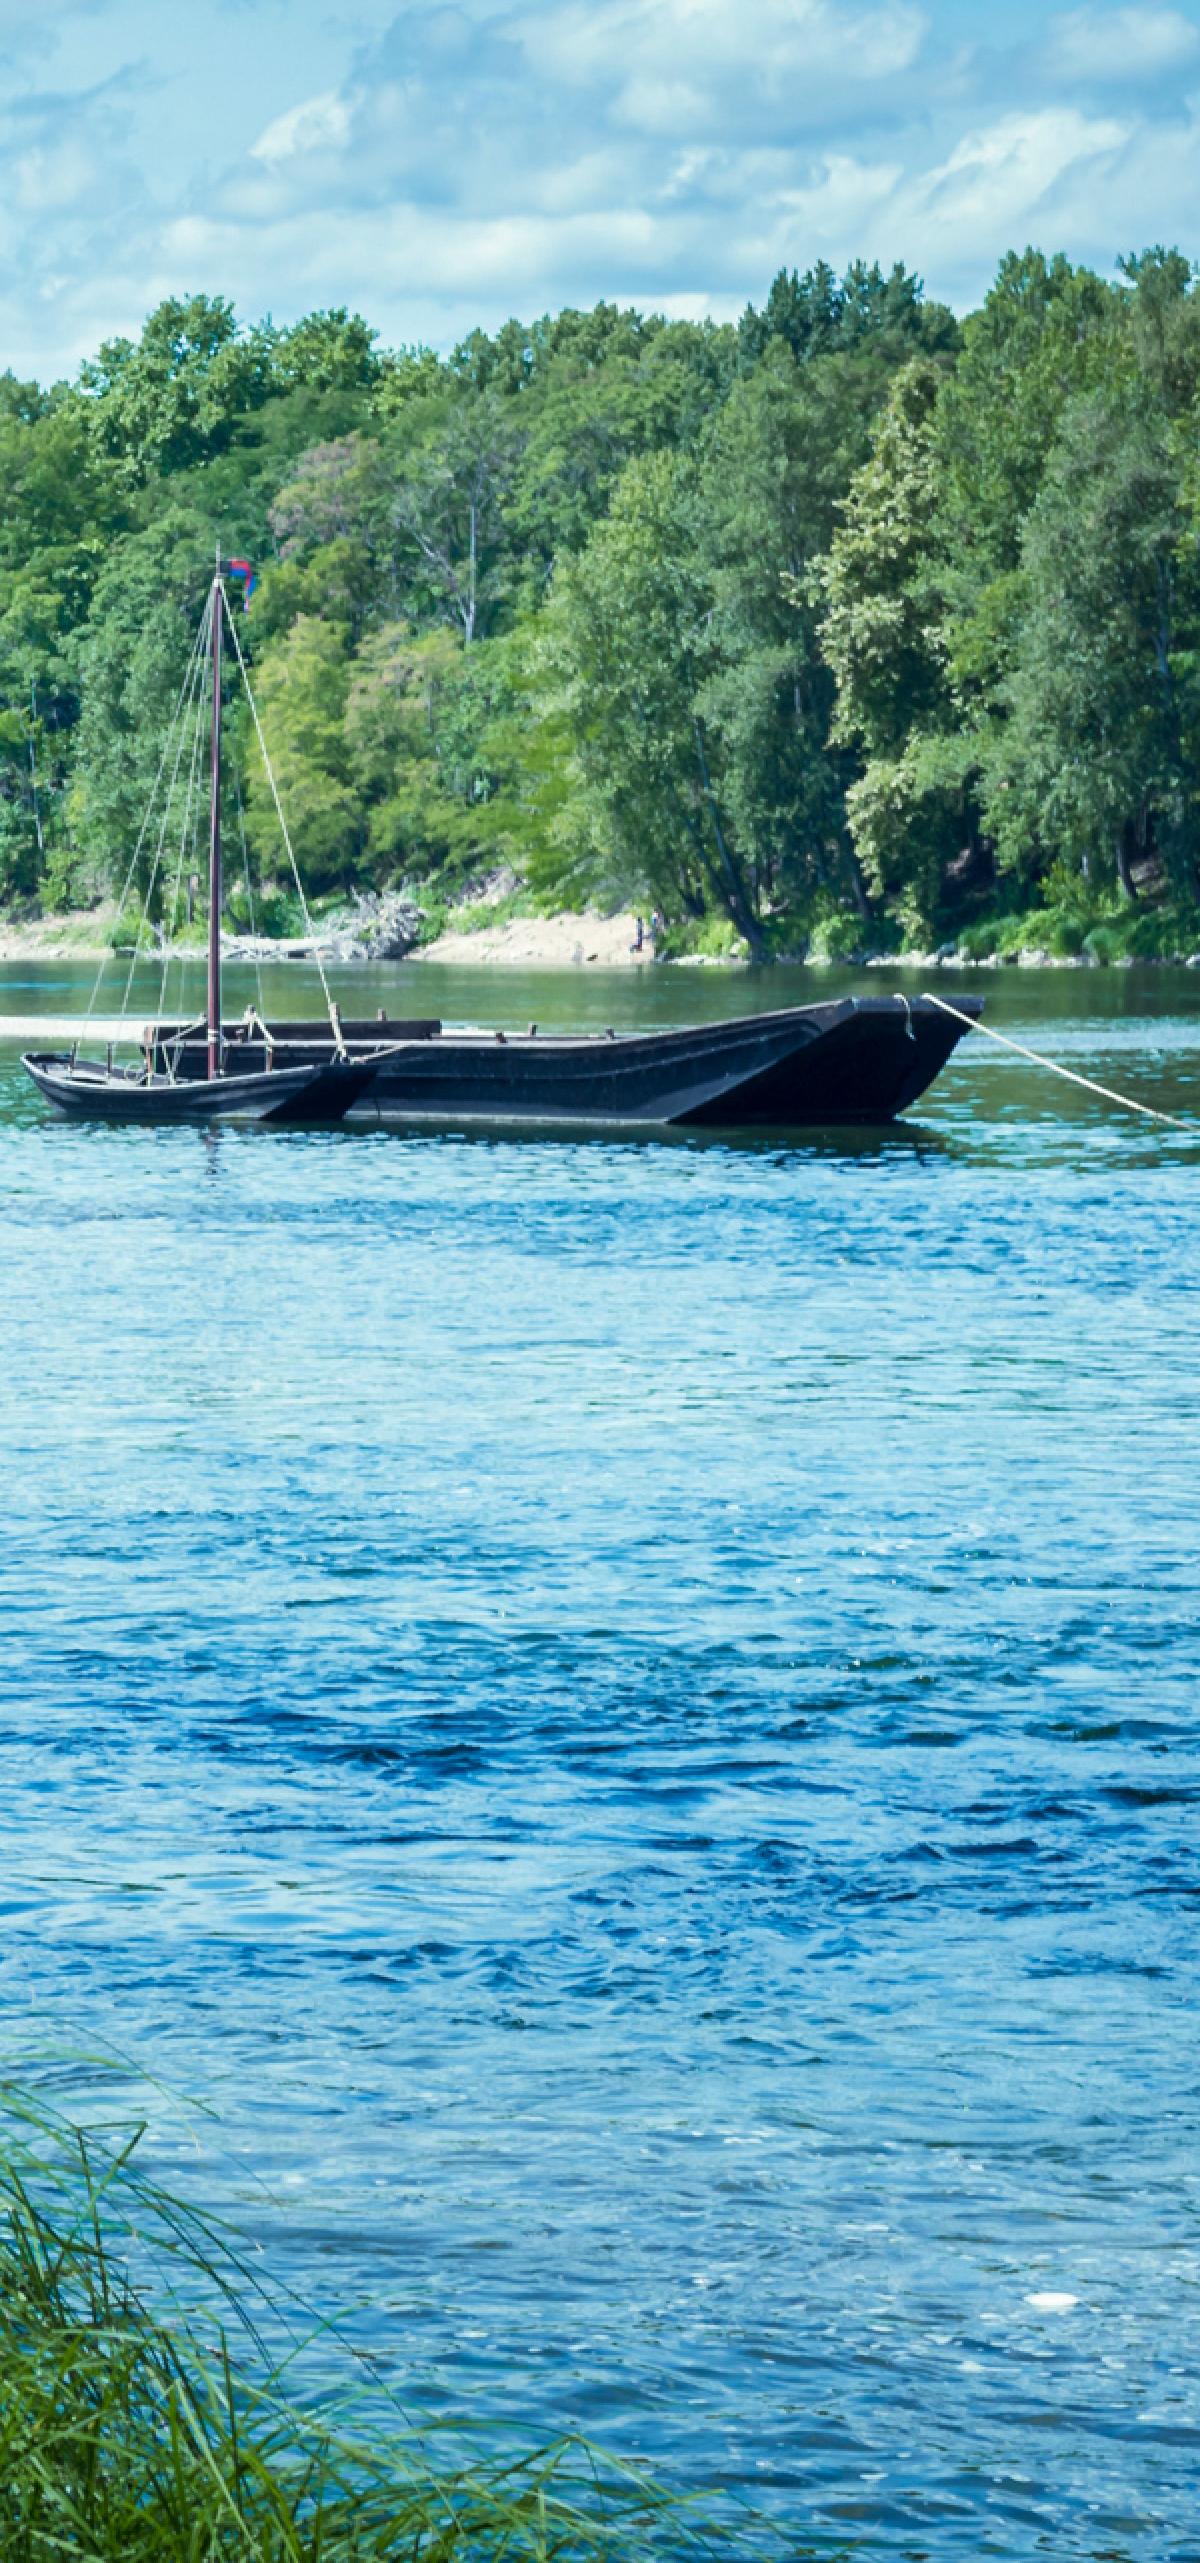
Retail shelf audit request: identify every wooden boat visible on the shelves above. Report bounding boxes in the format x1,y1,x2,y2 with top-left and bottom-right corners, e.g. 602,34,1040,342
49,992,974,1130
22,1046,380,1125
22,562,980,1131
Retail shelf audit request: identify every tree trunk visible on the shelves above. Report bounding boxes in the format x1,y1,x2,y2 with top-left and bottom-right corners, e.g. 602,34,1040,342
463,493,478,646
841,832,872,922
691,719,766,960
1116,818,1139,903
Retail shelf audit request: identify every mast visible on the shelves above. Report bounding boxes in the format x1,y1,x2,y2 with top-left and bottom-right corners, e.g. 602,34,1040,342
207,561,224,1079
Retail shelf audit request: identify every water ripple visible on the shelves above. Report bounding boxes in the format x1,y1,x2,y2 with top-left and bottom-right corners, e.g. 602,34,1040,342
1,966,1199,2558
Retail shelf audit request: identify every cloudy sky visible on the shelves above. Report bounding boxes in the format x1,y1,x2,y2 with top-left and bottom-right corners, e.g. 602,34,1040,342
1,0,1198,379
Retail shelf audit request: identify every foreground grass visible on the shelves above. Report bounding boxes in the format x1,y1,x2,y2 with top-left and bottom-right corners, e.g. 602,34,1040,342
0,2092,706,2562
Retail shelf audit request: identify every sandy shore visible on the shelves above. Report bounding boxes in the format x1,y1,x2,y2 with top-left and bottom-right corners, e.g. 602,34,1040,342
0,909,124,961
415,910,651,967
0,907,655,969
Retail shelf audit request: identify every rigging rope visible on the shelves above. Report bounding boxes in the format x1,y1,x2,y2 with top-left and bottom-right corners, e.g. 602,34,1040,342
155,645,210,1042
232,761,266,1028
119,605,210,1029
83,604,211,1031
218,583,345,1052
922,991,1192,1130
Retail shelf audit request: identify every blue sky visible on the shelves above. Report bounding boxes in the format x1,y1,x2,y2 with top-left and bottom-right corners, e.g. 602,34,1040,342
2,0,1199,379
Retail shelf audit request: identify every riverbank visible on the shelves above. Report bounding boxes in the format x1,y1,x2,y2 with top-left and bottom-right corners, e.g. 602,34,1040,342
0,906,124,961
0,906,653,967
6,901,1200,971
418,909,654,966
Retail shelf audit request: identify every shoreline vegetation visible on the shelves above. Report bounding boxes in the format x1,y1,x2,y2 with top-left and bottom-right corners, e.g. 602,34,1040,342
5,896,1200,974
0,2091,713,2563
5,252,1200,972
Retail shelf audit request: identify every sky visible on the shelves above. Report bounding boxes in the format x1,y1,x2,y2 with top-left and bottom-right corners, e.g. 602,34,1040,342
1,0,1198,380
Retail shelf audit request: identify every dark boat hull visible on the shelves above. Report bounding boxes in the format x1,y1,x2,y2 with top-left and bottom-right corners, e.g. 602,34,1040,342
21,1054,377,1125
356,1000,976,1128
25,996,980,1132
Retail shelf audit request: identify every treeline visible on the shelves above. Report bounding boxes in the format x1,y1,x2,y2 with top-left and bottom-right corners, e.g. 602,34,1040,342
3,249,1200,957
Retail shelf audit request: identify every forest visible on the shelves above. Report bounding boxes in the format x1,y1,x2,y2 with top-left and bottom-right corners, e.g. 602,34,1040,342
3,245,1200,961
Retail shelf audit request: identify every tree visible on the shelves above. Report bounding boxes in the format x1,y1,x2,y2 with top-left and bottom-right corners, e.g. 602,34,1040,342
241,614,362,890
343,622,504,878
820,363,967,932
985,387,1200,900
695,342,906,930
391,395,526,644
80,297,276,480
264,437,396,637
738,259,957,373
271,309,381,396
71,511,218,905
543,450,764,952
934,251,1121,579
509,318,733,580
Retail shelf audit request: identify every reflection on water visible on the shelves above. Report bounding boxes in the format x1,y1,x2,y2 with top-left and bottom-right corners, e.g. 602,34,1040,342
1,957,1198,2559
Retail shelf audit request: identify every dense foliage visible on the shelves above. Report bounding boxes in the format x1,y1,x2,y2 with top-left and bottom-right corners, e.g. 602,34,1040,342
4,252,1200,954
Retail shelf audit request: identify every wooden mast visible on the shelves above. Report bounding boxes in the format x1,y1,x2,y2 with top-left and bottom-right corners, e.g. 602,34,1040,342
206,560,223,1079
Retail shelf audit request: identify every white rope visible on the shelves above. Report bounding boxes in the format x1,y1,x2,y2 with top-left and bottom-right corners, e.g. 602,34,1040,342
83,606,211,1028
218,584,345,1052
922,991,1192,1130
119,612,210,1027
232,762,266,1026
154,654,210,1047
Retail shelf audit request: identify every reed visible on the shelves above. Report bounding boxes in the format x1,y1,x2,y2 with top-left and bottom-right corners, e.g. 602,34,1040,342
0,2089,700,2562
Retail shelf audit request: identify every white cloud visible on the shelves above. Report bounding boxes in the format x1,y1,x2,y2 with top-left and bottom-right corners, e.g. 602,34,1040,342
1,0,1199,380
198,10,1140,344
1047,6,1200,82
1030,91,1200,249
908,107,1127,239
251,90,351,163
517,0,927,137
0,75,148,302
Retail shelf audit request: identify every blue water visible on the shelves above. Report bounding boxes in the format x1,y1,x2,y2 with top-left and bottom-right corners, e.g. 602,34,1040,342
2,960,1199,2560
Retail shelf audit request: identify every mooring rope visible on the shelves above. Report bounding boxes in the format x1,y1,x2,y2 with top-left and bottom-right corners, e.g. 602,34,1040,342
922,991,1192,1130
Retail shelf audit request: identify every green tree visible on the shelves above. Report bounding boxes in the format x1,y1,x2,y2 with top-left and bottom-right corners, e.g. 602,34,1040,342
242,614,362,890
543,450,764,953
71,511,217,906
271,308,381,395
985,387,1200,900
343,623,503,878
391,395,527,644
819,363,968,932
80,297,276,481
738,259,957,373
262,436,397,639
935,250,1121,578
696,342,908,931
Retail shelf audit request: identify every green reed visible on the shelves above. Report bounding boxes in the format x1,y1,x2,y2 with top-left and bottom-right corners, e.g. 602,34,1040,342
0,2088,705,2562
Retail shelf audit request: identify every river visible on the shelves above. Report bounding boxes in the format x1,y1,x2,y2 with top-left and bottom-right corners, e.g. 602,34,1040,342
1,956,1197,2559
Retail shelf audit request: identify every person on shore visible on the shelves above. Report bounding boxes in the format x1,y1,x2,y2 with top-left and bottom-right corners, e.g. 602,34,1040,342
630,915,645,953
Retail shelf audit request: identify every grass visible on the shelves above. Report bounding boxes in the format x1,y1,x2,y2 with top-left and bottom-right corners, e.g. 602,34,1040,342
956,895,1200,964
0,2089,715,2563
